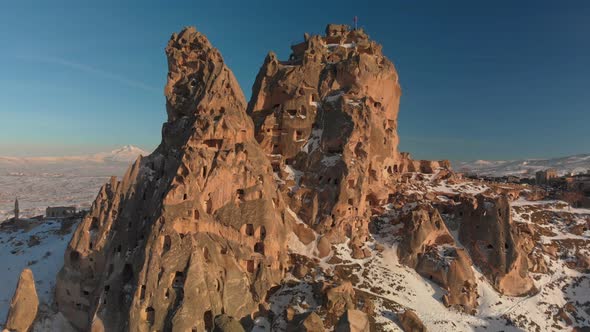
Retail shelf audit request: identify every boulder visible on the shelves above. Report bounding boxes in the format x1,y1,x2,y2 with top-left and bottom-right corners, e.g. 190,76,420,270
317,236,332,258
214,314,245,332
297,312,325,332
4,269,39,332
294,223,316,245
325,281,355,318
398,310,426,332
335,309,370,332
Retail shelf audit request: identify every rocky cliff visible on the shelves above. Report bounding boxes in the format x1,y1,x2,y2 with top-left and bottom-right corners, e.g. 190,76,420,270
248,24,447,257
55,27,290,331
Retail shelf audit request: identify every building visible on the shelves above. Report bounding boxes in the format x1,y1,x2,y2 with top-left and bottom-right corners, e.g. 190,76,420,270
535,168,558,185
14,198,19,220
46,206,77,219
565,174,590,195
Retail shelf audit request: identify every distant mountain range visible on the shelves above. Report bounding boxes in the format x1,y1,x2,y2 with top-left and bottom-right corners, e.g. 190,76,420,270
0,145,149,177
453,153,590,178
0,145,148,165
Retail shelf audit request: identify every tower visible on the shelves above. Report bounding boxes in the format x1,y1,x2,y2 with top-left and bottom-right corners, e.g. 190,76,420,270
14,198,19,220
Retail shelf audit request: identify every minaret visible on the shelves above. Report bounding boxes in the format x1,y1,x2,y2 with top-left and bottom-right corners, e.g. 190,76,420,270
14,198,19,220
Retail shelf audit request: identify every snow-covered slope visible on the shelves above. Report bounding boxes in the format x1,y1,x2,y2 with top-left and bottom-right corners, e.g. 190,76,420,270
0,219,78,330
271,172,590,331
0,146,148,221
454,154,590,178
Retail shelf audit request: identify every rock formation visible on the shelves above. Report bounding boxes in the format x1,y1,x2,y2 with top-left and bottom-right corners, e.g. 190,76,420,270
55,27,290,331
458,194,535,296
4,269,39,332
248,23,448,256
397,206,478,313
335,309,370,332
37,22,560,331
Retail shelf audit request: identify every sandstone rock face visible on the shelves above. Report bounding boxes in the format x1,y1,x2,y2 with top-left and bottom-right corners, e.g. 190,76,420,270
248,24,448,255
4,269,39,332
459,194,535,296
55,27,290,331
397,206,478,313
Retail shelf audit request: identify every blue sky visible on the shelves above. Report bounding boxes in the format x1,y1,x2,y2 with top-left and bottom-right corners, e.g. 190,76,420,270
0,1,588,160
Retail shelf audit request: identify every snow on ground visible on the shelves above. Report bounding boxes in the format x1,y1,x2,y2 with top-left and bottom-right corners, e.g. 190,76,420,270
269,172,590,331
0,219,78,328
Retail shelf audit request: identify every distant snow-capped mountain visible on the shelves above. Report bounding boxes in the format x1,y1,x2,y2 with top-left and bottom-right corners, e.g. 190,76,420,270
454,153,590,178
91,145,149,163
0,145,149,165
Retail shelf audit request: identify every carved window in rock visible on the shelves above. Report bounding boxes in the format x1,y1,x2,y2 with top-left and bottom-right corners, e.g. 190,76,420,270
272,163,280,173
245,223,254,236
145,307,155,325
140,285,146,300
193,209,200,220
162,235,171,254
203,247,211,263
204,139,223,150
254,242,265,255
70,250,80,264
294,130,304,141
204,311,214,331
90,217,99,231
393,165,399,173
257,226,267,240
202,165,207,178
246,260,255,273
300,107,307,117
236,189,245,201
122,264,133,284
205,194,213,214
173,271,184,288
272,143,281,155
